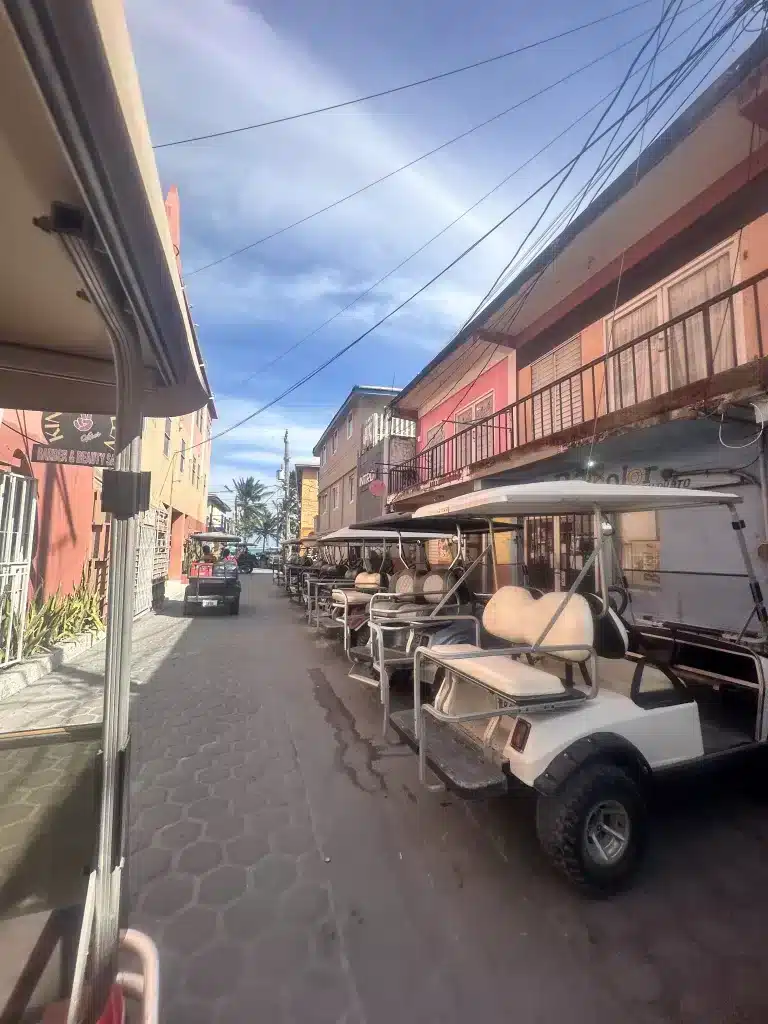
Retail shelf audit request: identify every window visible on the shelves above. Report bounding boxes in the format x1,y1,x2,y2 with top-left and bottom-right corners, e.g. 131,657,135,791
331,484,339,510
163,417,172,457
606,241,739,410
530,336,582,439
455,391,495,466
320,492,328,515
618,511,660,588
192,457,198,487
332,429,338,455
346,413,354,439
180,438,186,474
424,424,446,477
321,445,327,466
347,473,355,503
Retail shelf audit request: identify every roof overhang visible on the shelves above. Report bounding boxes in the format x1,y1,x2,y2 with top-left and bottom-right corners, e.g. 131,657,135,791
412,481,741,518
0,0,211,431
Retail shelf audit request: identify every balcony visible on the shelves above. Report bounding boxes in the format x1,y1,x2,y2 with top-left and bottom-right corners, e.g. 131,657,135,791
390,268,768,499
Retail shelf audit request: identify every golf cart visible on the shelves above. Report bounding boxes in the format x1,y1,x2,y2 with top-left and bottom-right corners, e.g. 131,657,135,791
390,481,768,892
346,515,525,735
183,532,242,615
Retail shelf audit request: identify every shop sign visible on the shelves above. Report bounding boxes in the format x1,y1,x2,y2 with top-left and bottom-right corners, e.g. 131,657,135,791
31,412,117,468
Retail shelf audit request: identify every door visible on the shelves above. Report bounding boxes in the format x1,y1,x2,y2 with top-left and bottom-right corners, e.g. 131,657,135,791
559,514,595,592
525,516,556,591
455,392,495,469
531,337,583,438
134,509,158,617
0,472,37,667
607,296,663,409
667,251,736,387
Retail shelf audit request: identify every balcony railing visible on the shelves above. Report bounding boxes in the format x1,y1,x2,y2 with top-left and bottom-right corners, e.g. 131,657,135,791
390,267,768,496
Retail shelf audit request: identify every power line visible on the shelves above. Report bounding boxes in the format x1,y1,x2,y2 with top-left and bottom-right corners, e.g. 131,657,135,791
186,14,681,278
242,0,715,382
155,1,655,150
191,8,756,456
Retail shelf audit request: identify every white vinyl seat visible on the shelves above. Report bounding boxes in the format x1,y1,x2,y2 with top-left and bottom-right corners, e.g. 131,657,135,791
428,643,566,697
331,590,373,606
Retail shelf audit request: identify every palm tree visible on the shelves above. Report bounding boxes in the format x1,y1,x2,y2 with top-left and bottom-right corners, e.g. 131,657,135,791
231,476,270,541
256,511,279,551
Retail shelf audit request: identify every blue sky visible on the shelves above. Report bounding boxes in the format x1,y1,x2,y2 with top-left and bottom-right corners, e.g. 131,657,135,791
125,0,752,494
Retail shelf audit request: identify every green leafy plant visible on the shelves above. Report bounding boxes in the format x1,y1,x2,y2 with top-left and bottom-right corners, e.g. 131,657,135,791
20,571,105,658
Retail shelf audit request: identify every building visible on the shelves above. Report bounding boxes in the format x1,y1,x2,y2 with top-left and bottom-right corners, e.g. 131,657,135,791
207,493,232,532
356,409,416,522
313,386,400,534
294,461,319,538
386,36,768,632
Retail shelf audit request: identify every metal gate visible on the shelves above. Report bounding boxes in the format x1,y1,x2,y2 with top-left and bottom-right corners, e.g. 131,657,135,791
0,472,38,667
134,510,157,618
525,513,596,593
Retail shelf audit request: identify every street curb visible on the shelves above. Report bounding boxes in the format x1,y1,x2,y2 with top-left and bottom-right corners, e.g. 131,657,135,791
0,628,107,702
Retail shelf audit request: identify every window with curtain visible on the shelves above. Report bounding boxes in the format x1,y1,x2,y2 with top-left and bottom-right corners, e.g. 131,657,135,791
607,296,660,409
667,252,735,388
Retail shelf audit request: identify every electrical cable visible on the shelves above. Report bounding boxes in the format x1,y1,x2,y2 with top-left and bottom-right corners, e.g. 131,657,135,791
256,0,724,387
418,0,687,441
155,1,657,150
246,1,716,383
188,7,756,455
186,9,707,279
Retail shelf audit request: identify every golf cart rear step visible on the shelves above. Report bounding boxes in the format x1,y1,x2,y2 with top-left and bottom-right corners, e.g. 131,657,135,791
390,709,508,798
318,616,344,631
349,646,415,667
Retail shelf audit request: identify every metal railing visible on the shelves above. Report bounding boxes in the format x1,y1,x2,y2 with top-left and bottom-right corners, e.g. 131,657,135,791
390,268,768,495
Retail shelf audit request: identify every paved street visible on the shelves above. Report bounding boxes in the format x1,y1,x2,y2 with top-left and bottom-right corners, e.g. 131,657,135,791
127,574,768,1024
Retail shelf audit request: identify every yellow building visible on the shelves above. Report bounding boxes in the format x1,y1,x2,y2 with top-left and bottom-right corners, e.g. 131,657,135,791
295,462,319,539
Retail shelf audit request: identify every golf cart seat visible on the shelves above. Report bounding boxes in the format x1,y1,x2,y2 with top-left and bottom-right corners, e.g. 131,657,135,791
427,643,566,697
331,589,373,607
331,571,386,606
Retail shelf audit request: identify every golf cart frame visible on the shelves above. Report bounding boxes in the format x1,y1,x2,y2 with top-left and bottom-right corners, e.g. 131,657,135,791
389,481,768,891
183,532,242,616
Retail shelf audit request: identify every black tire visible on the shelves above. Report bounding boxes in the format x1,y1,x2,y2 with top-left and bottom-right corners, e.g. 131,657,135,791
607,585,629,617
229,598,240,615
535,762,647,893
241,565,253,574
182,601,191,617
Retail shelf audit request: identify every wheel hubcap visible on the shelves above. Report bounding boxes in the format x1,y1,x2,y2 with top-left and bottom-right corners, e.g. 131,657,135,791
583,800,630,865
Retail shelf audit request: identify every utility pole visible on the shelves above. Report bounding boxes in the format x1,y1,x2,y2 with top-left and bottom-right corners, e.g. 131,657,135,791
283,430,290,541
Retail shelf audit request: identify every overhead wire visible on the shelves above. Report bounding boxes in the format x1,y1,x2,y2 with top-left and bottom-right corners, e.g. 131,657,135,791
185,15,690,278
414,0,688,439
188,5,757,455
244,0,717,383
155,1,656,149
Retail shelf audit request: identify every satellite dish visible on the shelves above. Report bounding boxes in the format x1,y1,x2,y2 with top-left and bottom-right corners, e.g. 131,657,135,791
369,479,387,498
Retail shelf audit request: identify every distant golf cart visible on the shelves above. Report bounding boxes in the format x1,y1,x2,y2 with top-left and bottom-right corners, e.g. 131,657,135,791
184,532,242,616
389,481,768,892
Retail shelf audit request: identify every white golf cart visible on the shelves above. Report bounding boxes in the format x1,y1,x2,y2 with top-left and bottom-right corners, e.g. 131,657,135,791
391,481,768,891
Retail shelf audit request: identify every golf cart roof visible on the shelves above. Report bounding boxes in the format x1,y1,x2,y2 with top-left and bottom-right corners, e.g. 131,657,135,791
412,481,741,518
321,526,453,542
189,532,242,543
351,511,521,533
283,537,318,546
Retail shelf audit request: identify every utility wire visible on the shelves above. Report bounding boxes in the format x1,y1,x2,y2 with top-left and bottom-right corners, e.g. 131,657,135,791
415,0,687,436
243,0,716,382
155,1,655,150
189,8,755,454
186,14,684,278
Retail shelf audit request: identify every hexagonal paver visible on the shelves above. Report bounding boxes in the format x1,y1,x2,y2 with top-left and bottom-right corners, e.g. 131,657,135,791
177,840,223,875
286,965,352,1024
172,781,211,803
198,865,248,906
221,892,275,940
225,833,271,866
136,802,183,832
187,796,230,821
249,927,311,982
205,814,245,841
269,823,314,857
196,766,231,785
163,905,218,954
250,854,297,894
140,875,195,918
132,845,173,884
280,882,330,925
212,778,250,801
132,786,169,810
158,819,203,850
186,943,245,998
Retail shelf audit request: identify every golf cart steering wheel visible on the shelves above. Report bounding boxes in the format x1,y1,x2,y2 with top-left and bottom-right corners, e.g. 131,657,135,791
607,585,629,617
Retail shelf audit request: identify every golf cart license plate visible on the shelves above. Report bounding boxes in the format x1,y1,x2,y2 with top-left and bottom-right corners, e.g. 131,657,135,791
201,599,218,608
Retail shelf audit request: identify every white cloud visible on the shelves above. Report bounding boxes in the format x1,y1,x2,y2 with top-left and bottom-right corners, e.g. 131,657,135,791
125,0,526,340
